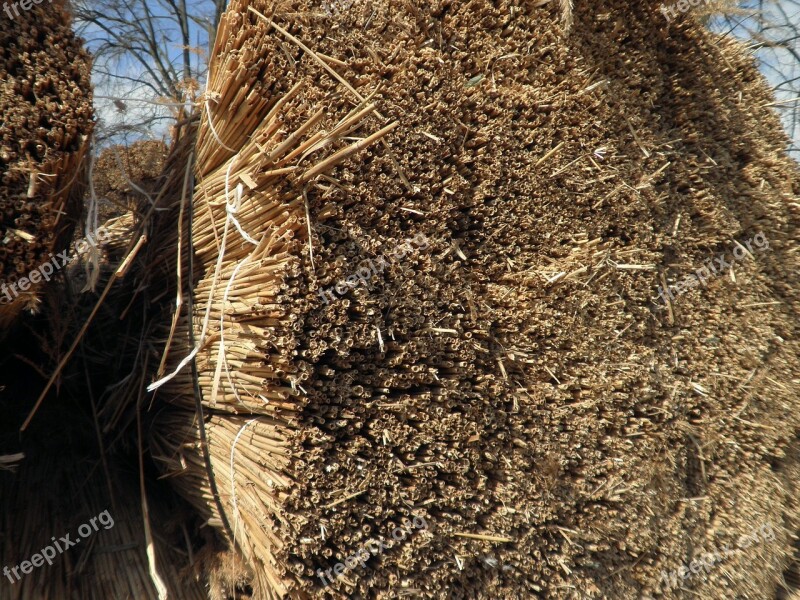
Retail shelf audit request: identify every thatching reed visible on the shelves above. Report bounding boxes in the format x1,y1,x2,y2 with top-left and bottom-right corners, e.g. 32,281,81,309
0,0,93,327
0,124,209,599
138,0,800,597
0,427,209,599
91,140,169,220
3,0,800,598
137,3,399,596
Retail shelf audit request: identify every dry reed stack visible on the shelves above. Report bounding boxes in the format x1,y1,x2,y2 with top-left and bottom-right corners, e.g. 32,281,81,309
0,122,211,599
143,5,400,596
0,0,92,326
0,4,206,597
92,140,168,219
135,0,800,597
105,0,800,598
0,432,209,599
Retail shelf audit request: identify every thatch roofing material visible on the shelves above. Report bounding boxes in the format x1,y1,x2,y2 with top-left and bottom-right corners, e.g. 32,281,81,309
145,0,800,598
92,140,168,218
145,3,398,597
0,0,93,326
89,0,800,598
0,442,209,599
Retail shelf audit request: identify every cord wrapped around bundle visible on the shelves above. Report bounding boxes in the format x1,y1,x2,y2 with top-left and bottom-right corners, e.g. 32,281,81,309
145,2,399,597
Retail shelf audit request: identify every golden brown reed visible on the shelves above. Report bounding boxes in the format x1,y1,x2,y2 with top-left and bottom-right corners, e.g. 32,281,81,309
140,2,398,598
0,0,93,327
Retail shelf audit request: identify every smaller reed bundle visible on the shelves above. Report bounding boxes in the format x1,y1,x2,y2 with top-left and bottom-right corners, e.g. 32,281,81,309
0,0,93,327
92,140,168,216
0,120,211,600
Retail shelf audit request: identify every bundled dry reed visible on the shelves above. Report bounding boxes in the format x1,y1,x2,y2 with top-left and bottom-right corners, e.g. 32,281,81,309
142,1,397,597
0,443,208,599
8,0,795,598
130,0,800,597
0,0,93,327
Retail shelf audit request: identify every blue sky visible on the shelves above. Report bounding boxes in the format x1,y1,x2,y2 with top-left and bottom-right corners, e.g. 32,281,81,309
74,0,221,144
709,0,800,157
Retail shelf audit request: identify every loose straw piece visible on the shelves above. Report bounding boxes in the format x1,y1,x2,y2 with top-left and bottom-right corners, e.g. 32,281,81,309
454,532,515,543
157,151,194,378
230,418,259,546
301,122,400,182
21,235,145,432
138,378,169,600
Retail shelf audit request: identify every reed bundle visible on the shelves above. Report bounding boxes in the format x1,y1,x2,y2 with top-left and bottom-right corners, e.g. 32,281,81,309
133,0,800,597
4,0,799,598
141,1,398,597
0,0,93,327
0,436,208,599
92,140,168,217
